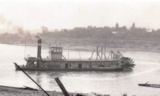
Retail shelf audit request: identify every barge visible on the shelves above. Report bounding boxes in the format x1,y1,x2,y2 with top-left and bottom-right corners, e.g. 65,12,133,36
15,38,135,71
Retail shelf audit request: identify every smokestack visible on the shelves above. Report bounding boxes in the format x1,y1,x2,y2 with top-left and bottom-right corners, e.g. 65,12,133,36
37,37,42,67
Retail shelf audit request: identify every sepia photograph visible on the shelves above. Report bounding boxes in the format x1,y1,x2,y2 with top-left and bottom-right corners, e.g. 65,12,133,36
0,0,160,96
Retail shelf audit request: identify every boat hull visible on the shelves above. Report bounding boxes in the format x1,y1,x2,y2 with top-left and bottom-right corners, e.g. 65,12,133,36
15,56,134,72
15,67,124,71
15,64,130,72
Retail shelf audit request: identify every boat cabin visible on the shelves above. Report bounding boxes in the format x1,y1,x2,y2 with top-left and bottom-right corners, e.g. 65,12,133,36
49,47,63,60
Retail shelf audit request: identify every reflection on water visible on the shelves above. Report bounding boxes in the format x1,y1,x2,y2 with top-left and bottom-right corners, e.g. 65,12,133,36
1,44,160,96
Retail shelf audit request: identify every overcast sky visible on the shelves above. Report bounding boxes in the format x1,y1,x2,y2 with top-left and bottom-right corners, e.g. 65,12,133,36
0,0,160,33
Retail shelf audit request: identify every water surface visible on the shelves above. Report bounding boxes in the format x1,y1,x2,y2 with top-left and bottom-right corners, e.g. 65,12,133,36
0,44,160,96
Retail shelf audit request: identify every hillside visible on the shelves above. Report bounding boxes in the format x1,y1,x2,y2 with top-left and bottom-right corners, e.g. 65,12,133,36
1,24,160,51
38,25,160,50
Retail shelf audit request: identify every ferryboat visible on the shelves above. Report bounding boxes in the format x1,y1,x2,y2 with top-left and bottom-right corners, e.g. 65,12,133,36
14,38,135,71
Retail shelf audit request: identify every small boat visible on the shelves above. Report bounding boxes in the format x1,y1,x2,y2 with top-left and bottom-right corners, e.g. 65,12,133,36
138,82,160,88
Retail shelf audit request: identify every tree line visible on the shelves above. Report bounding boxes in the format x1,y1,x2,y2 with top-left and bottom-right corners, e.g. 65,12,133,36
1,24,160,50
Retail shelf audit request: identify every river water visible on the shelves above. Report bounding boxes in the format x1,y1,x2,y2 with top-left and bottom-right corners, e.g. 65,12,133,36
0,44,160,96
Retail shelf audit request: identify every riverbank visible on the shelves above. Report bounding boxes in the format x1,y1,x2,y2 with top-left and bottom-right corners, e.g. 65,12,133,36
0,85,66,96
0,85,109,96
